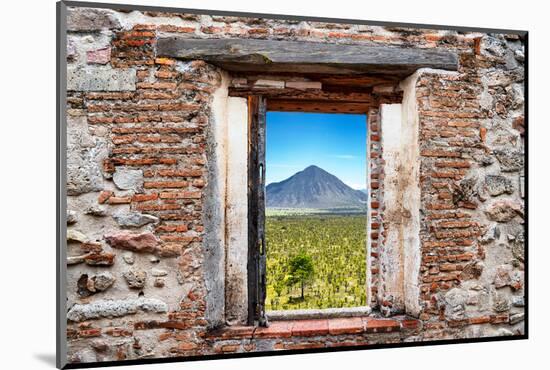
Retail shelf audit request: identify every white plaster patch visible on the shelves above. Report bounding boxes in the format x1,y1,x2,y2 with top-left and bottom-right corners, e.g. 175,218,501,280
380,104,406,311
67,66,136,91
225,97,249,325
400,72,422,317
202,71,230,328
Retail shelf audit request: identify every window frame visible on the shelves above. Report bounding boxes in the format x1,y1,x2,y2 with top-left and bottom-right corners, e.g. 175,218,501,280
247,95,373,325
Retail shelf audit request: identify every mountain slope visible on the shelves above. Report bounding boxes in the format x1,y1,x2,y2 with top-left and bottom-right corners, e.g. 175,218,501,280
266,165,366,209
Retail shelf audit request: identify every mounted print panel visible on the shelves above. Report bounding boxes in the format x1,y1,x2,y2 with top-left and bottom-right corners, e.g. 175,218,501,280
57,1,527,368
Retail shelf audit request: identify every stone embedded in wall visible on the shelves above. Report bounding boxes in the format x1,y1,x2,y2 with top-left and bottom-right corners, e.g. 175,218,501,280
473,153,495,167
67,297,168,322
67,255,87,265
484,175,514,196
104,231,179,257
67,38,77,61
452,177,479,205
77,272,115,297
496,328,515,336
493,265,514,288
485,200,524,222
511,231,525,263
67,229,89,243
443,288,468,321
67,241,116,266
156,243,182,258
492,292,511,312
67,7,122,31
113,212,159,228
105,231,159,253
67,115,107,195
508,85,524,110
87,47,111,65
84,205,108,217
178,247,200,279
113,168,144,193
480,225,500,244
122,252,135,265
92,273,116,291
154,278,165,288
67,66,136,92
509,312,524,325
83,252,116,266
123,269,147,289
151,268,168,277
67,210,78,224
512,296,525,307
459,262,484,280
98,190,113,204
69,349,97,364
512,116,525,136
494,149,524,172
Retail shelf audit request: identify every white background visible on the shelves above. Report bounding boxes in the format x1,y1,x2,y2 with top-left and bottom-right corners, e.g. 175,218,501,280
0,0,544,368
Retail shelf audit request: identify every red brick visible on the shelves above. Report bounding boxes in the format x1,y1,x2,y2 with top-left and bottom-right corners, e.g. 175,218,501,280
136,203,181,211
108,196,132,204
157,25,196,33
435,161,471,168
78,329,101,337
132,193,158,202
479,127,487,142
208,326,254,339
421,149,461,158
468,316,491,325
291,319,329,336
157,169,203,177
327,317,364,335
160,191,201,199
105,328,133,337
438,220,477,228
177,342,198,351
136,82,178,90
144,181,188,189
281,342,325,350
98,190,113,204
155,224,189,233
400,319,421,330
490,314,509,324
158,103,200,111
364,319,400,333
254,321,294,339
155,57,175,66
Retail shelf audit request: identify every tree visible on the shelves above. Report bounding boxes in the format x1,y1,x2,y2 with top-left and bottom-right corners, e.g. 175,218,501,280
285,252,315,299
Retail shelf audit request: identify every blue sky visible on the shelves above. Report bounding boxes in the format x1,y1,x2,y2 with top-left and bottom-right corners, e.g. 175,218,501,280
266,111,367,189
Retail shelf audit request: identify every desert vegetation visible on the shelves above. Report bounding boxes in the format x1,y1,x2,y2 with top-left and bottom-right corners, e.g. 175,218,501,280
266,213,367,310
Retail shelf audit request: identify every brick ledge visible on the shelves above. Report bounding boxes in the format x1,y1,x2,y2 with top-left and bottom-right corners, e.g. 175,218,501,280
207,316,421,340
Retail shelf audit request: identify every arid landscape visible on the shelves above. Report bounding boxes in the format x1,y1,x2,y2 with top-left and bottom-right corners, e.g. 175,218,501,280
265,165,367,310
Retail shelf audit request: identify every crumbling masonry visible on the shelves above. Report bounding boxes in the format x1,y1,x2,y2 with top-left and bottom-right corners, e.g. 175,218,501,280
62,4,525,364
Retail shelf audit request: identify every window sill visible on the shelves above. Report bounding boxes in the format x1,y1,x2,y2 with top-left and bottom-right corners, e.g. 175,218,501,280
267,306,372,320
206,315,420,340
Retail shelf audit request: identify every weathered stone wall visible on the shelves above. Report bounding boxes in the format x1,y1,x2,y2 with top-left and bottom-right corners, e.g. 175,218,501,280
414,38,525,338
64,5,525,364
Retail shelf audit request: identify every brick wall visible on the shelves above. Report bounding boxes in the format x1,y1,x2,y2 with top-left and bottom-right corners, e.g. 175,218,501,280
64,5,525,364
366,108,383,308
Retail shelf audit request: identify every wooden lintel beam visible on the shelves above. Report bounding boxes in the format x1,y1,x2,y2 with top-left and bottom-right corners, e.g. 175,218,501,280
157,38,458,76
